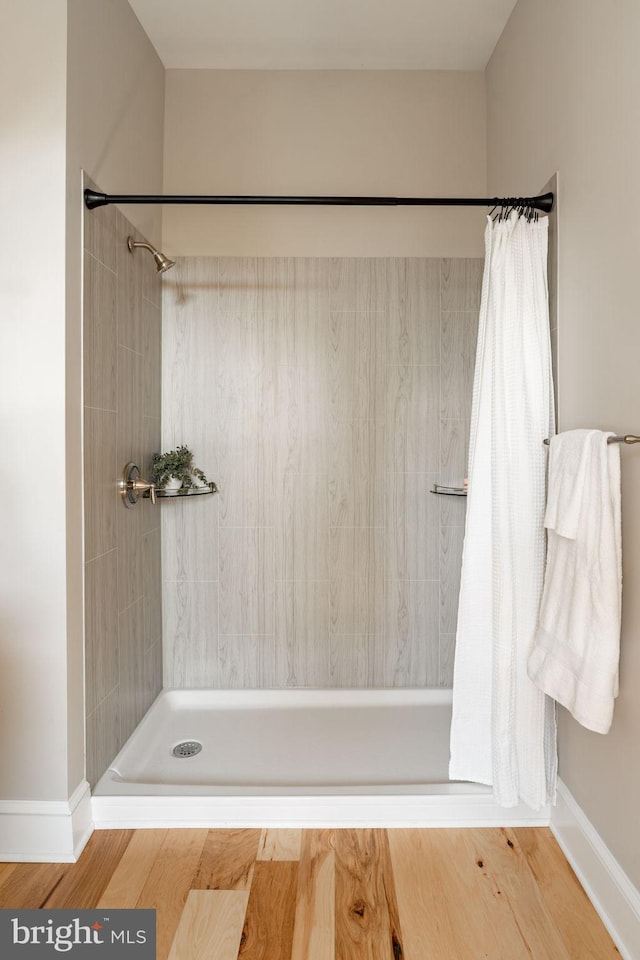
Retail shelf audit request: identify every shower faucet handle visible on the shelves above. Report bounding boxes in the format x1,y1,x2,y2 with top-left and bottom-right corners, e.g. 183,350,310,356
119,463,156,507
131,475,157,505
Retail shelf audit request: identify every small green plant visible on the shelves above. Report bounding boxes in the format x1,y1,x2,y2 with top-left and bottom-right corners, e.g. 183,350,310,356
151,445,208,489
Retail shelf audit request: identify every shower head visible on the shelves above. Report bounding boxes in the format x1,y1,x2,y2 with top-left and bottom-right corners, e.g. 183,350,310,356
127,236,176,274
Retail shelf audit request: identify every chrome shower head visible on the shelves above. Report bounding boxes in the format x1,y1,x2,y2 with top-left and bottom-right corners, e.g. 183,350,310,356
127,236,176,274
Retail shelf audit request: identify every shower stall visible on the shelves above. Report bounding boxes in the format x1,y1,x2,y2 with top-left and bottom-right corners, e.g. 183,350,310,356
83,178,549,826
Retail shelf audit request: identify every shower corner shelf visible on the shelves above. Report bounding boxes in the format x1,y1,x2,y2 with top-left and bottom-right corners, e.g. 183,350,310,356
148,481,218,499
430,484,467,497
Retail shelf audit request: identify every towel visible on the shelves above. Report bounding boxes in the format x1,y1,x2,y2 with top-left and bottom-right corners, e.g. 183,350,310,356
528,429,622,733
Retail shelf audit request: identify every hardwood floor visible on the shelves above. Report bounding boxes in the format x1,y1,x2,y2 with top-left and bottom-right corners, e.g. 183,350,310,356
0,828,620,959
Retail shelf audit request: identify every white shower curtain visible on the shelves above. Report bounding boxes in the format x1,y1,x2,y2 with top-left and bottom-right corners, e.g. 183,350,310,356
449,212,557,810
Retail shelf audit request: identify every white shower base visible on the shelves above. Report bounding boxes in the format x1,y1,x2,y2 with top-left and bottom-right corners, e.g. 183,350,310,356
91,689,549,828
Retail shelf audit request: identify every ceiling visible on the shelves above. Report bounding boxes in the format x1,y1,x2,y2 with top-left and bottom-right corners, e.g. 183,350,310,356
127,0,518,71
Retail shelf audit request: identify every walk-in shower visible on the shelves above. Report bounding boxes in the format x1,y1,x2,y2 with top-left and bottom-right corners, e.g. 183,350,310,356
83,179,554,828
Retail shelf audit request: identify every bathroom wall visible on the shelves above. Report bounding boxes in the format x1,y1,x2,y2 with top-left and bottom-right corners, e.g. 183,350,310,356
487,0,640,888
83,184,163,786
162,70,487,258
162,256,481,688
0,0,70,803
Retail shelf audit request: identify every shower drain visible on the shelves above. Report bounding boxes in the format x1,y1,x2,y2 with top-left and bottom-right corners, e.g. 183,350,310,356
172,740,202,758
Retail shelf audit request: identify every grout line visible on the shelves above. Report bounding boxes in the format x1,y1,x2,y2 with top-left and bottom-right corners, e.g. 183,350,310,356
84,248,117,278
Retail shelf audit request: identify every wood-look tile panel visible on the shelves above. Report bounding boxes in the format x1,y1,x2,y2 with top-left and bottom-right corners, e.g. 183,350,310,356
334,829,403,960
438,633,456,688
142,525,163,647
162,497,219,583
216,416,274,528
142,296,162,418
85,549,119,716
238,861,299,960
291,830,335,960
194,829,261,892
272,365,328,480
438,417,470,527
218,634,261,688
274,579,330,686
84,253,117,412
84,199,163,786
168,890,249,960
98,829,168,909
116,344,145,470
218,526,274,636
385,258,441,365
270,258,331,370
274,470,330,581
384,580,440,687
142,415,162,535
441,311,478,420
118,597,147,741
163,581,219,688
329,527,383,636
329,634,376,687
43,831,133,909
385,471,439,581
257,829,302,861
385,364,440,474
86,686,121,788
115,212,145,354
144,639,163,706
329,421,384,528
137,829,209,960
329,311,385,422
116,493,144,614
162,268,211,448
329,259,387,314
440,524,465,635
83,177,118,273
84,407,117,563
160,256,481,690
440,258,484,312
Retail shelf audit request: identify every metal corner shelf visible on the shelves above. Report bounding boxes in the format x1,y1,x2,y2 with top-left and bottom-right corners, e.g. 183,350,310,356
149,481,218,499
430,485,467,497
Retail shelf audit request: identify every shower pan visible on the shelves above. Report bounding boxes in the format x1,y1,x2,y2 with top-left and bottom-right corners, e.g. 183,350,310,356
102,690,453,789
90,688,552,827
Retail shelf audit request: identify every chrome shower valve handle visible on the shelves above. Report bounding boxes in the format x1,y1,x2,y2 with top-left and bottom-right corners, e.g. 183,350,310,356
119,462,157,507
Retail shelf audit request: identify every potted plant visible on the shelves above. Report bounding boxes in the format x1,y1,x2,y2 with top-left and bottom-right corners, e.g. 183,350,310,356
151,445,209,491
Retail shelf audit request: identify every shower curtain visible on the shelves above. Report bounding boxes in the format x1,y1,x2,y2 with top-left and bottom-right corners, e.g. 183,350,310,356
449,211,557,810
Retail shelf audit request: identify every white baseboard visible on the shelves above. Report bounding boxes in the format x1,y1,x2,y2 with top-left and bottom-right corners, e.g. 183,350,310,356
0,780,94,862
92,788,550,829
551,779,640,960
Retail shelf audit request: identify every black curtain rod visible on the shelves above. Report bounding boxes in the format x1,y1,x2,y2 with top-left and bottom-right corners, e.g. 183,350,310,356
84,189,554,213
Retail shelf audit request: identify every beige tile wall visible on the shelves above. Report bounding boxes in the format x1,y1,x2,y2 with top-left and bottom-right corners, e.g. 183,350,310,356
83,182,163,786
162,257,481,689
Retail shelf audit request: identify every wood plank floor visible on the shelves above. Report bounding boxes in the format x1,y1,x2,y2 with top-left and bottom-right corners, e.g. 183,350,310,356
0,828,620,959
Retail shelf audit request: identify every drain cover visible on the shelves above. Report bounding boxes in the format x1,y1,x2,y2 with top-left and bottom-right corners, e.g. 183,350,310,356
172,740,202,758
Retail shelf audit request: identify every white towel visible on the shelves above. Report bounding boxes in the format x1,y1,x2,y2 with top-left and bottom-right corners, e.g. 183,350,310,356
528,429,622,734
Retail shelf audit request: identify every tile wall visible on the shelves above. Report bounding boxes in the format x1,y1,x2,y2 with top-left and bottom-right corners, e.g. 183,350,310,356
83,181,163,786
162,257,481,688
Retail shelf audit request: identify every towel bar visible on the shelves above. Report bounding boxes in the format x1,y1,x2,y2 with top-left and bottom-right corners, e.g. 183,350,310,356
543,435,640,445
